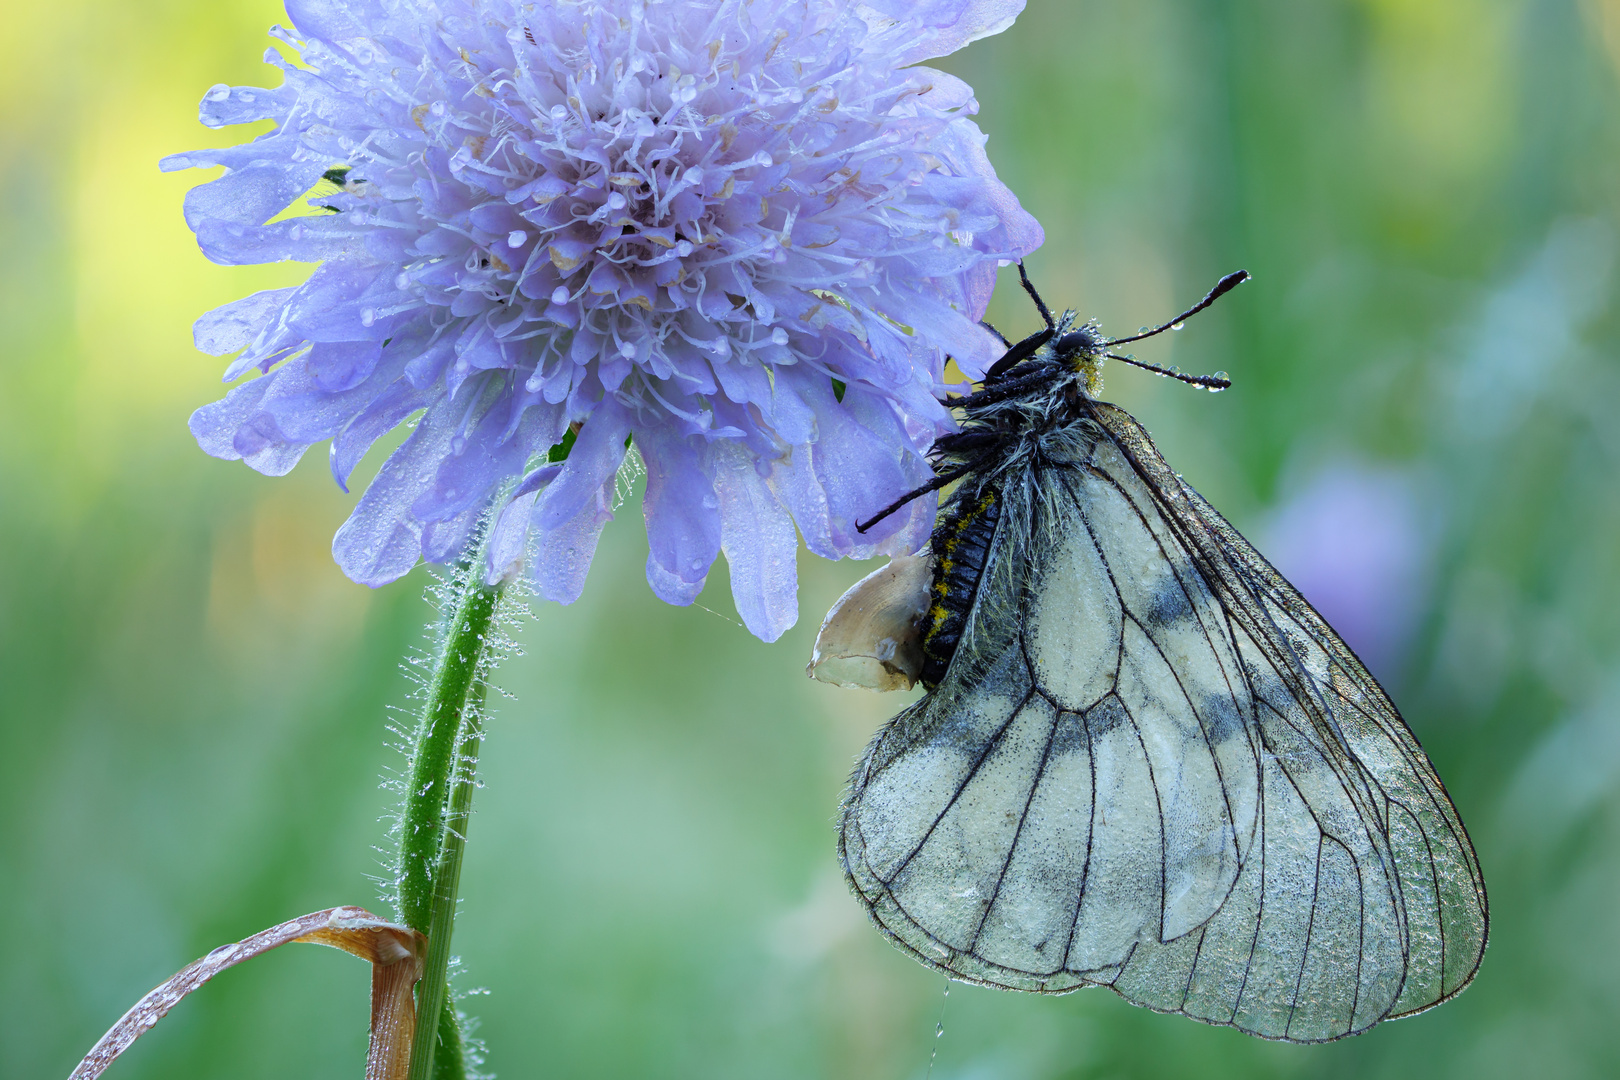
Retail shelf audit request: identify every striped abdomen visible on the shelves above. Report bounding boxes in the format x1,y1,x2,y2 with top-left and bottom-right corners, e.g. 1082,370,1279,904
920,489,1001,687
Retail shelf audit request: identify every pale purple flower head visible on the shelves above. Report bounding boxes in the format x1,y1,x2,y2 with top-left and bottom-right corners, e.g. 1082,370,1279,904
166,0,1040,640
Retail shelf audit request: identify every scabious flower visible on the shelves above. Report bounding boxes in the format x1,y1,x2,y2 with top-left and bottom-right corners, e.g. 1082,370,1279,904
166,0,1041,640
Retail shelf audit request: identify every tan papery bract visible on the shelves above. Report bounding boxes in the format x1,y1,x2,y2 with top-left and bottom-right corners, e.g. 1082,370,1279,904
68,906,424,1080
808,554,934,691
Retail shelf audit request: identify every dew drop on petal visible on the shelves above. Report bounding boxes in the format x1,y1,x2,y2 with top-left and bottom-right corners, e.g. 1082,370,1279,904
551,287,570,304
360,308,376,327
607,192,627,210
395,272,411,289
674,240,694,256
506,27,524,44
619,341,637,357
508,229,527,247
683,167,703,185
770,327,789,345
755,152,773,167
549,103,568,119
206,83,230,102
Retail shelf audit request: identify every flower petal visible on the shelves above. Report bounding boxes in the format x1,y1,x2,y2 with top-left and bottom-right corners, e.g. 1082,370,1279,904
332,392,462,586
532,396,633,531
637,424,721,606
530,475,617,605
858,0,1027,65
194,288,296,357
715,442,799,642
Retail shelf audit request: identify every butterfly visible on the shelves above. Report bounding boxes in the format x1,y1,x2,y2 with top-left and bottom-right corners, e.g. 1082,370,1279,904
810,266,1486,1042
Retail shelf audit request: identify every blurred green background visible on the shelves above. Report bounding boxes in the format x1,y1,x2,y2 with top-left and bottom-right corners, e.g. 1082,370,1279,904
3,0,1619,1077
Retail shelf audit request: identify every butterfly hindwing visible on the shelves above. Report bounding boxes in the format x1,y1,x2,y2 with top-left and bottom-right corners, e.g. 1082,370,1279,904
838,403,1486,1042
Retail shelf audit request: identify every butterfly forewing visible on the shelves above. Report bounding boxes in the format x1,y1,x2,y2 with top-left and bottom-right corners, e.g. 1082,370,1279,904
1096,403,1487,1020
838,401,1486,1042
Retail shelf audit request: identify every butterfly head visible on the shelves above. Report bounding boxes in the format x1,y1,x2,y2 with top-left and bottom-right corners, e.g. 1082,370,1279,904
1050,315,1108,397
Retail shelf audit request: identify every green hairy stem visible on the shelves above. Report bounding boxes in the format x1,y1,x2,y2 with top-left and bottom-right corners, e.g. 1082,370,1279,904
399,546,503,1080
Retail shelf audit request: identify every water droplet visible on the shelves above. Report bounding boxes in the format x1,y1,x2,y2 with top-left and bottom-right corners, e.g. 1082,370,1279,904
395,272,411,290
431,100,446,117
551,286,571,305
770,327,789,345
618,341,637,358
549,103,569,119
506,27,525,45
675,240,694,256
1171,321,1186,331
607,192,627,210
360,308,376,327
1213,370,1229,380
690,558,704,570
755,152,773,167
683,167,704,186
508,229,527,247
206,83,230,102
935,1024,945,1038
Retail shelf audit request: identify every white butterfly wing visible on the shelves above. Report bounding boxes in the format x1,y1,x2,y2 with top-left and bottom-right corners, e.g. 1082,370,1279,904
838,404,1486,1042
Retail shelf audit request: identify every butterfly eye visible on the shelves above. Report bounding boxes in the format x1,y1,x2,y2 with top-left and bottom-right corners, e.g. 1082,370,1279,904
1056,328,1099,354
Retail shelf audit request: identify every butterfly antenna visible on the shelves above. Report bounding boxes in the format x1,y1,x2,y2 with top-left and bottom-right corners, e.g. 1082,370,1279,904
1018,261,1056,330
1104,270,1250,347
1106,353,1231,390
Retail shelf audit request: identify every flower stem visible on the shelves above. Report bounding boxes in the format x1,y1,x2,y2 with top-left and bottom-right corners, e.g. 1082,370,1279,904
400,554,502,1080
421,674,485,1080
